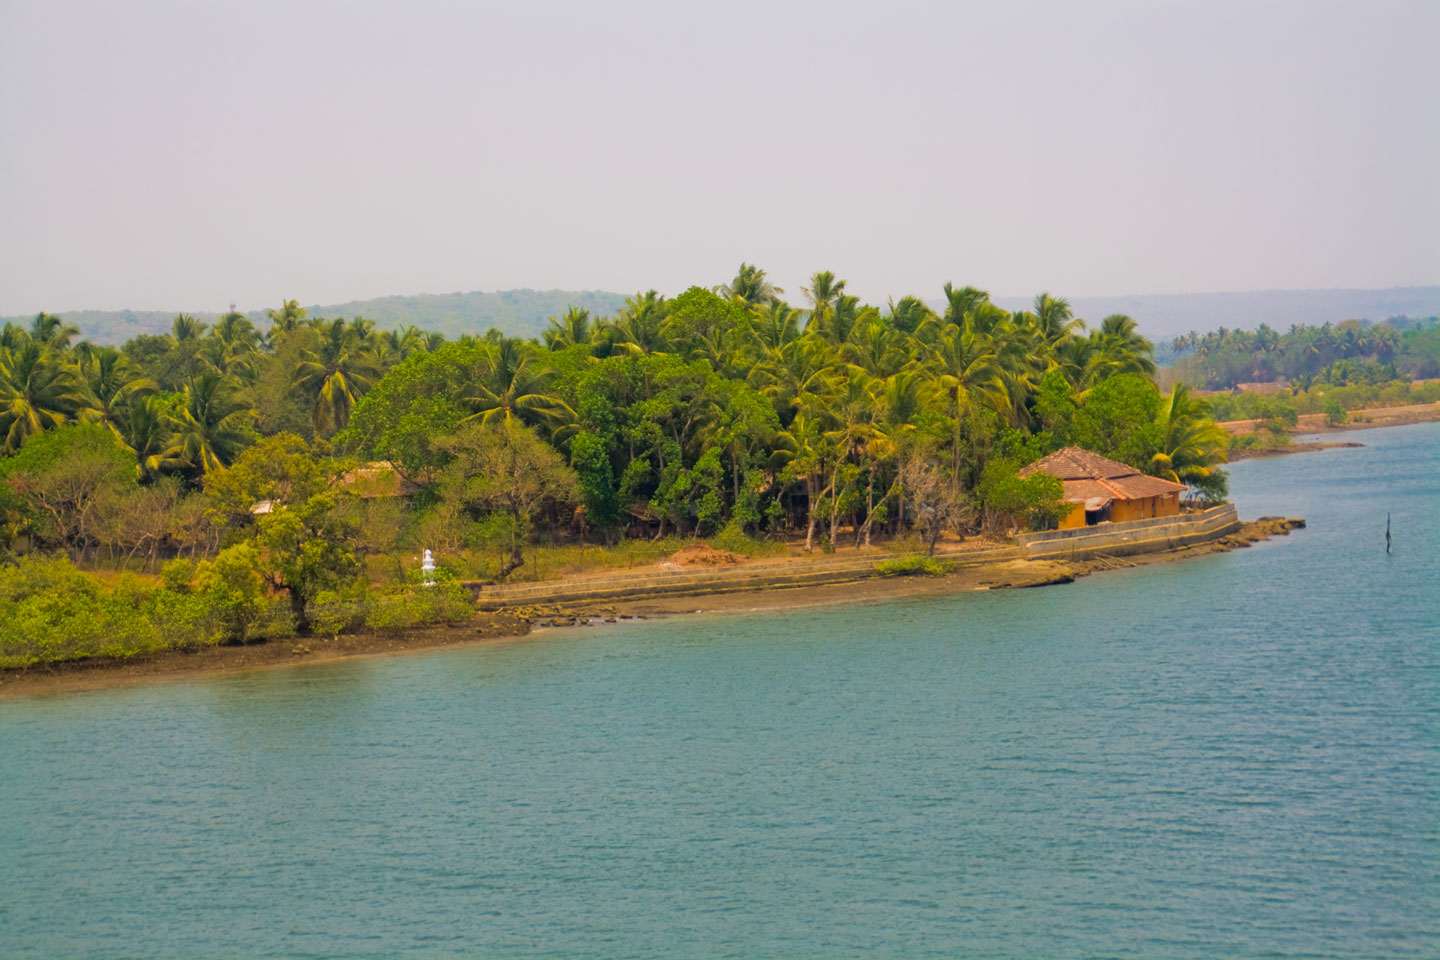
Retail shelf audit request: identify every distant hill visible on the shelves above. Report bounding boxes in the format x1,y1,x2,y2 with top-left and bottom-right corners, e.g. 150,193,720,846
7,285,1440,346
1,289,630,345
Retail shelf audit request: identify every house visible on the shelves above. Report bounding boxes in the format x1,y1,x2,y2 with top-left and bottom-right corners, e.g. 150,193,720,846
1020,446,1186,530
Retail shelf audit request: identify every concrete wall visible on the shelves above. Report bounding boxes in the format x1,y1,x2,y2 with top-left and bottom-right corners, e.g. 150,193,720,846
1018,504,1240,561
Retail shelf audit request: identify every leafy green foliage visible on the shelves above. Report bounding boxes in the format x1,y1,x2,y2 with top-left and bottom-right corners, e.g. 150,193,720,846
875,554,952,577
976,459,1069,532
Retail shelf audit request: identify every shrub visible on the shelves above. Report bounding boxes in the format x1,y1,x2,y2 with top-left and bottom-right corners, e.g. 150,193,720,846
875,554,952,577
363,582,472,632
0,556,170,667
308,587,368,638
193,544,267,643
710,520,783,557
977,458,1068,533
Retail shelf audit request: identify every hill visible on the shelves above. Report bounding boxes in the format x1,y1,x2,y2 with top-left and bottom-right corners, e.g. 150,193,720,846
1,289,629,345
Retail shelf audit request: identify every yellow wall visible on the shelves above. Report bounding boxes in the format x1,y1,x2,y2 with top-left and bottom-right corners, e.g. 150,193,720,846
1109,493,1181,523
1058,503,1087,529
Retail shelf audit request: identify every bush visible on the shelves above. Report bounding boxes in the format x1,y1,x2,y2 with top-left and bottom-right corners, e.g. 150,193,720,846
976,458,1069,532
875,554,952,577
1324,398,1349,426
710,520,784,557
363,582,473,632
193,544,267,643
0,556,171,667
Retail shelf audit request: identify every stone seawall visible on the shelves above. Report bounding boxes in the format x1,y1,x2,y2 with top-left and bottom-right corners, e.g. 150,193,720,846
1017,504,1242,561
469,545,1022,610
467,505,1248,610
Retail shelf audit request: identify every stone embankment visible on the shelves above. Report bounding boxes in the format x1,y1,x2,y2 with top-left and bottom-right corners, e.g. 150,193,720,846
468,504,1294,612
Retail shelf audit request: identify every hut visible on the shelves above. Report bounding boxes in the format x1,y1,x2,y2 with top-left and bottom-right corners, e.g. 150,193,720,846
1020,446,1186,530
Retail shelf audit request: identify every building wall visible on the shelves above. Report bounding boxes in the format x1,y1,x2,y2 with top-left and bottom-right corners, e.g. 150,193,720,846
1058,503,1087,530
1109,492,1181,523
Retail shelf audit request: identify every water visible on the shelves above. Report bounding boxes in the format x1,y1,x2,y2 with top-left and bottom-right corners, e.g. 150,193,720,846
2,423,1437,959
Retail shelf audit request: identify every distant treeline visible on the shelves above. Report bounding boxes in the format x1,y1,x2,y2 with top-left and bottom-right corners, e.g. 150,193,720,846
1165,317,1440,389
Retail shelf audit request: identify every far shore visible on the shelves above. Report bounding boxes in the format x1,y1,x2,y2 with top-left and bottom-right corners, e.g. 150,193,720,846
1222,401,1440,460
0,517,1301,701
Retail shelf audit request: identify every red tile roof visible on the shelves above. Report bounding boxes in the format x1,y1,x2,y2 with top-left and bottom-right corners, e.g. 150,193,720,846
1020,446,1186,504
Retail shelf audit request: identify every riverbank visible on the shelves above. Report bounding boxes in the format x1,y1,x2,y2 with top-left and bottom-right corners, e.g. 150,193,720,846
0,517,1304,700
1221,399,1440,460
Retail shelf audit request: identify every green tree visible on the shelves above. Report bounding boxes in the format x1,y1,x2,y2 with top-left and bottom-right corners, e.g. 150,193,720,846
0,342,83,452
439,420,579,579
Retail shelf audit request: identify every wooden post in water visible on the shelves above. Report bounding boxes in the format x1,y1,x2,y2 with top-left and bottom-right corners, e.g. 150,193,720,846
1386,513,1392,555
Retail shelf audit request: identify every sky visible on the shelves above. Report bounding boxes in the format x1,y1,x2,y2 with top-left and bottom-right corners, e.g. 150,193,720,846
1,0,1437,314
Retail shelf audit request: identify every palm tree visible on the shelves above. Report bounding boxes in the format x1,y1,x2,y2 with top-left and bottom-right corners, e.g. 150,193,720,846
463,338,574,429
605,291,669,354
922,321,1009,481
171,313,207,343
717,263,782,305
78,347,156,432
0,342,83,451
293,318,380,434
751,335,835,420
118,395,184,480
941,284,991,325
749,300,804,353
1032,293,1079,344
886,296,934,335
29,312,79,348
266,299,307,338
1150,384,1230,490
802,270,846,335
543,307,594,350
170,372,252,475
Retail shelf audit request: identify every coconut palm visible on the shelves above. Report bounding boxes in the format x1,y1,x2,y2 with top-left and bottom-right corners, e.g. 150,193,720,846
29,312,79,348
0,342,83,451
118,394,185,480
802,270,846,335
293,318,381,433
922,321,1010,481
605,291,669,354
463,338,574,429
265,299,307,338
170,371,253,475
1031,293,1079,344
543,307,594,350
886,296,934,335
941,284,991,326
78,347,156,432
717,262,782,305
749,300,804,354
1151,384,1230,488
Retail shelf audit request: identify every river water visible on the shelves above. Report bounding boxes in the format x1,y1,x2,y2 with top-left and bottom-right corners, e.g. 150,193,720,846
2,423,1437,959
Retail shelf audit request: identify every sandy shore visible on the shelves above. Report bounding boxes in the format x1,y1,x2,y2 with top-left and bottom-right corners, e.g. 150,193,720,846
0,519,1303,700
1221,400,1440,440
1228,439,1365,461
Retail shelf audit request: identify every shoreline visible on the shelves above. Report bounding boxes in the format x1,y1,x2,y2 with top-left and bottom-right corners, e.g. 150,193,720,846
1228,439,1365,461
0,518,1303,701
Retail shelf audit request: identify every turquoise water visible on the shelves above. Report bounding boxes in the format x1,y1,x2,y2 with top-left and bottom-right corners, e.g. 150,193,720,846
2,423,1437,959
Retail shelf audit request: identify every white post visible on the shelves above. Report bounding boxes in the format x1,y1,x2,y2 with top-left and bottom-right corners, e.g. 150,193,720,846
421,548,436,587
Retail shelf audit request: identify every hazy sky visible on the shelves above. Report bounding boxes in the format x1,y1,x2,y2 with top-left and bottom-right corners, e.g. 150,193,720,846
2,0,1437,314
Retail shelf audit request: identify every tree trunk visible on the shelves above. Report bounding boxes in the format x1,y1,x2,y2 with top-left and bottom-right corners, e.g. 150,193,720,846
804,476,817,552
496,544,525,580
287,586,310,637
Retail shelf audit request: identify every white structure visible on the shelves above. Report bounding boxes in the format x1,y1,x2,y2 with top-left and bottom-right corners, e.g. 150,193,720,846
421,549,436,587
